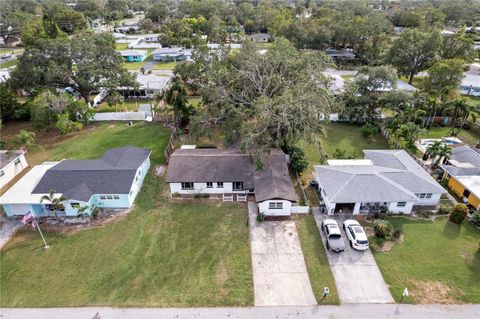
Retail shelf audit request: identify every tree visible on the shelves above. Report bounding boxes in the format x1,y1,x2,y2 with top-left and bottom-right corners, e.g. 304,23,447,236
106,91,124,112
425,141,452,167
15,130,36,164
190,39,335,161
389,123,426,151
0,83,23,121
387,29,442,84
11,32,135,104
443,99,480,136
163,77,192,127
440,30,475,60
40,190,66,219
424,59,465,99
354,66,398,95
54,9,88,34
146,4,168,23
286,146,308,173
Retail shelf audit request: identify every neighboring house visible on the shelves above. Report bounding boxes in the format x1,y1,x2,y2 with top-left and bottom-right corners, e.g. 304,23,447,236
322,72,417,94
325,49,356,62
249,33,271,43
0,69,10,83
118,49,148,62
117,73,172,99
0,147,151,217
166,148,298,216
152,47,192,62
0,150,28,189
460,64,480,97
114,25,140,33
315,150,445,215
440,145,480,210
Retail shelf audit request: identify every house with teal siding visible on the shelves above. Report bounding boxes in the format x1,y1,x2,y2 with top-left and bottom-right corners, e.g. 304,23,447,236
0,147,151,217
118,49,148,62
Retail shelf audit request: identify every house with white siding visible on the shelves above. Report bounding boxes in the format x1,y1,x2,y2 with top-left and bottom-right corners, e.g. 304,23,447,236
315,150,445,215
166,148,298,216
0,150,28,189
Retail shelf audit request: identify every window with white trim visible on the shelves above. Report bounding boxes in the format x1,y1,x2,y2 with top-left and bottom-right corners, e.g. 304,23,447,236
426,193,432,199
268,202,284,209
0,170,4,177
14,158,20,165
181,182,194,190
397,202,406,207
217,182,223,188
206,182,213,188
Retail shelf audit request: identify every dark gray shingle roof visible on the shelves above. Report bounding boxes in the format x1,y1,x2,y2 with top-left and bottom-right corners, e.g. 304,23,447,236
166,148,297,202
32,147,150,202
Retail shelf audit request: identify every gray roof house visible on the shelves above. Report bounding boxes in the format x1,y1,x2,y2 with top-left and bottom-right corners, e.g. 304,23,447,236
0,147,151,217
166,148,297,216
315,150,445,215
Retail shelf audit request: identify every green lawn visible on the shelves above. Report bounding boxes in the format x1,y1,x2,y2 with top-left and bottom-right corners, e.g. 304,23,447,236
95,99,153,113
115,43,128,50
424,127,480,146
153,61,178,70
0,59,18,69
0,122,253,307
298,123,389,168
464,96,480,107
187,96,202,108
296,215,339,305
373,217,480,304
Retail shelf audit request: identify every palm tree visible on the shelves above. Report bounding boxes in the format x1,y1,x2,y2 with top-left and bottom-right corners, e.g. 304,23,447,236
40,190,66,219
443,99,479,136
425,141,452,168
15,130,36,165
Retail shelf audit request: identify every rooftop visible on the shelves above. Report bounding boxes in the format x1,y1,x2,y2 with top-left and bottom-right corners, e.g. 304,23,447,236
118,49,147,56
0,150,24,170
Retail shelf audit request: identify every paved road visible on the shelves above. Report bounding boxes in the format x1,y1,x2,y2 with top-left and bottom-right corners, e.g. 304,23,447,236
2,304,479,319
314,212,394,304
248,202,316,306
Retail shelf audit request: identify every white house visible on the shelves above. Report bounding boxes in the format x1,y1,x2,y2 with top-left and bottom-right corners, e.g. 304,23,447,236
315,150,445,215
117,73,172,99
460,64,480,97
0,150,29,189
166,148,298,216
152,47,192,62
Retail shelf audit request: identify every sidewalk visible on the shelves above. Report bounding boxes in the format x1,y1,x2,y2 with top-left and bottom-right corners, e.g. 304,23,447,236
2,304,479,319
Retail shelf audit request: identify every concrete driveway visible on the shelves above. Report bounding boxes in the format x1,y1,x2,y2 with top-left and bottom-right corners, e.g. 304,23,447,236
248,202,316,306
314,212,394,304
0,218,23,249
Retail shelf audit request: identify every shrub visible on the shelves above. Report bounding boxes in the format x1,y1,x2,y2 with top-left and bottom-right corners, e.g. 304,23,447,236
286,146,309,173
56,113,83,134
373,219,394,239
332,148,354,159
361,122,379,137
449,203,469,224
256,213,266,222
437,205,451,215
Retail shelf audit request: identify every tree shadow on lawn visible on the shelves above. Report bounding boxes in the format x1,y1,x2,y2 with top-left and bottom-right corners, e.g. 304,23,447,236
443,220,461,239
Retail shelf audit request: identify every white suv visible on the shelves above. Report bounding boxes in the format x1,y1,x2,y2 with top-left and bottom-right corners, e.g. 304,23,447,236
343,219,369,250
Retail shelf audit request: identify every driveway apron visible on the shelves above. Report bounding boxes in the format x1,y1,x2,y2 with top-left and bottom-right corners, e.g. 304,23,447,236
248,202,316,306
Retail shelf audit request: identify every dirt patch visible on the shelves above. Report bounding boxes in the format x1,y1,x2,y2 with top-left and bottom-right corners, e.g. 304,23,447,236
410,280,464,304
41,208,132,235
154,165,166,176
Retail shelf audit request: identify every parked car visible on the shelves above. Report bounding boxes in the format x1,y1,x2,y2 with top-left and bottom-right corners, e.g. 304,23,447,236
321,219,345,253
343,219,369,250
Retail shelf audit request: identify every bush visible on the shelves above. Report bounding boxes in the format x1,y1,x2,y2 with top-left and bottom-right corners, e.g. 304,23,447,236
373,219,394,239
332,148,354,159
437,205,451,215
449,203,469,224
56,113,83,134
256,213,266,222
287,146,309,173
361,122,379,137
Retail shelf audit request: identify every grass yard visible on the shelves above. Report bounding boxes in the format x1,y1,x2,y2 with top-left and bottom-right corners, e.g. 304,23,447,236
0,122,253,307
94,99,153,113
187,96,202,108
153,61,178,70
0,59,18,69
298,123,389,169
424,127,480,146
296,215,340,305
464,96,480,107
115,43,128,50
373,217,480,304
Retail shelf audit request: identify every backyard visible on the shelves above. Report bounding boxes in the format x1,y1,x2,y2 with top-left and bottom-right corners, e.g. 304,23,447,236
0,122,254,307
298,123,389,169
373,217,480,304
424,127,480,147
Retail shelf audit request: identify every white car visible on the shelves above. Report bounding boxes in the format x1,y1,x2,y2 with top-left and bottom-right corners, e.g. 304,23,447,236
343,219,369,250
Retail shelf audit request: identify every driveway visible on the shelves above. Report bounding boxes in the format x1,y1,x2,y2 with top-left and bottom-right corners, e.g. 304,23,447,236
314,212,394,304
248,202,316,306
